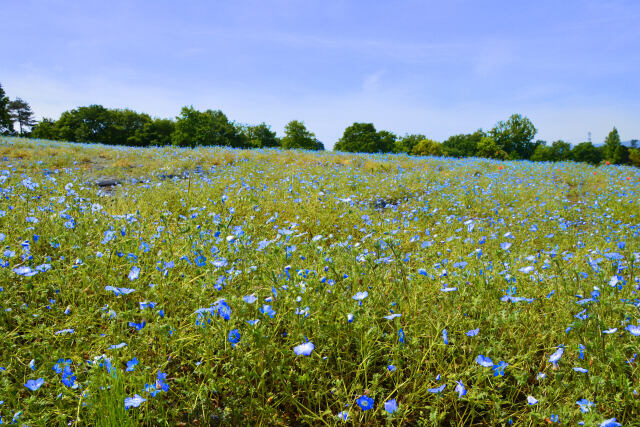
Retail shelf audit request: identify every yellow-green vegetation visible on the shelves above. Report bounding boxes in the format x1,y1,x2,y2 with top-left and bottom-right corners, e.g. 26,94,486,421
1,136,639,425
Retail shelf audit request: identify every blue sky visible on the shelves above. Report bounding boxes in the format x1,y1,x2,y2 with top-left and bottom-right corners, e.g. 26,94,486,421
1,0,639,148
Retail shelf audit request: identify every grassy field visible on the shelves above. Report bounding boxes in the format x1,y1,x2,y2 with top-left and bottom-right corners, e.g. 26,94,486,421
1,136,639,426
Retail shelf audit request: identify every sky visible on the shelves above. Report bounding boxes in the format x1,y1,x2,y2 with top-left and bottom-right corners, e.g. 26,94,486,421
1,0,639,148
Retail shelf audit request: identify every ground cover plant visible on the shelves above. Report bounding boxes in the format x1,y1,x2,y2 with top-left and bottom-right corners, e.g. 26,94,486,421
1,136,639,426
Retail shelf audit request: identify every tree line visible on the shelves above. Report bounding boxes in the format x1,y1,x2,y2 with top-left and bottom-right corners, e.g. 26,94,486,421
1,82,638,166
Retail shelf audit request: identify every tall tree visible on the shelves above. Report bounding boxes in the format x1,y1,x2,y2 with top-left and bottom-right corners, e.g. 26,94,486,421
0,83,12,134
8,97,36,135
281,120,318,150
411,139,442,156
489,114,537,159
394,133,425,154
603,127,623,164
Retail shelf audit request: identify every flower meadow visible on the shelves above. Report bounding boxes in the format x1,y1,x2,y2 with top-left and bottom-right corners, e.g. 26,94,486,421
1,136,640,426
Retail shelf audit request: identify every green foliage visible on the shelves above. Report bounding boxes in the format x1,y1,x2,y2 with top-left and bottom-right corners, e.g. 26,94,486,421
489,114,537,159
7,97,36,135
243,123,279,148
394,134,426,154
31,118,59,140
571,142,603,165
128,118,175,147
410,138,442,156
334,122,396,153
476,136,508,160
0,83,14,134
604,127,622,163
530,140,572,162
172,106,246,148
629,148,640,167
441,130,484,158
281,120,318,150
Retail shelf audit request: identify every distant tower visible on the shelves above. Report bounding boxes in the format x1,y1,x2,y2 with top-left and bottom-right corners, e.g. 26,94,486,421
588,132,592,143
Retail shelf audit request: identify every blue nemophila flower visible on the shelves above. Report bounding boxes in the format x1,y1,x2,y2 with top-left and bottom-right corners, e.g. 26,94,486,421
527,396,538,405
347,313,354,323
626,325,640,336
128,321,146,331
387,364,396,372
603,328,617,334
14,265,37,277
24,378,44,391
428,384,446,393
61,366,76,388
293,341,314,356
126,358,139,372
500,242,512,250
124,394,146,410
549,346,564,367
576,398,594,413
108,342,127,350
105,286,136,296
128,266,140,281
352,291,368,301
228,329,241,346
242,295,257,304
492,361,509,376
246,319,260,325
440,286,458,292
578,344,585,360
53,359,72,374
383,313,402,320
536,372,546,381
466,328,479,337
476,355,493,367
443,329,448,345
29,359,35,370
260,304,276,318
518,266,534,274
398,328,405,344
600,418,621,427
337,410,349,421
455,380,467,398
384,398,398,414
356,395,374,411
573,367,588,373
146,372,170,397
139,301,156,310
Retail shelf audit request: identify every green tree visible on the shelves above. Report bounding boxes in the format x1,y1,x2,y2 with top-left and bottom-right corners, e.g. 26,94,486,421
314,140,325,151
56,105,113,143
410,139,442,156
603,127,621,163
172,106,245,148
0,83,12,134
476,136,509,160
629,148,640,167
441,130,485,158
31,118,59,140
549,140,572,161
394,133,426,154
530,142,553,162
244,123,279,148
281,120,318,150
8,98,36,135
489,114,537,159
571,142,602,165
334,123,396,153
129,118,175,146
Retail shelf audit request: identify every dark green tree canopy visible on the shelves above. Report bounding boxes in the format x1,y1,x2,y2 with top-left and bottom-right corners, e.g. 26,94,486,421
281,120,318,150
394,134,426,154
244,123,279,148
489,114,537,159
441,130,485,158
31,118,59,140
0,83,13,134
571,142,603,165
334,122,396,153
172,106,246,148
